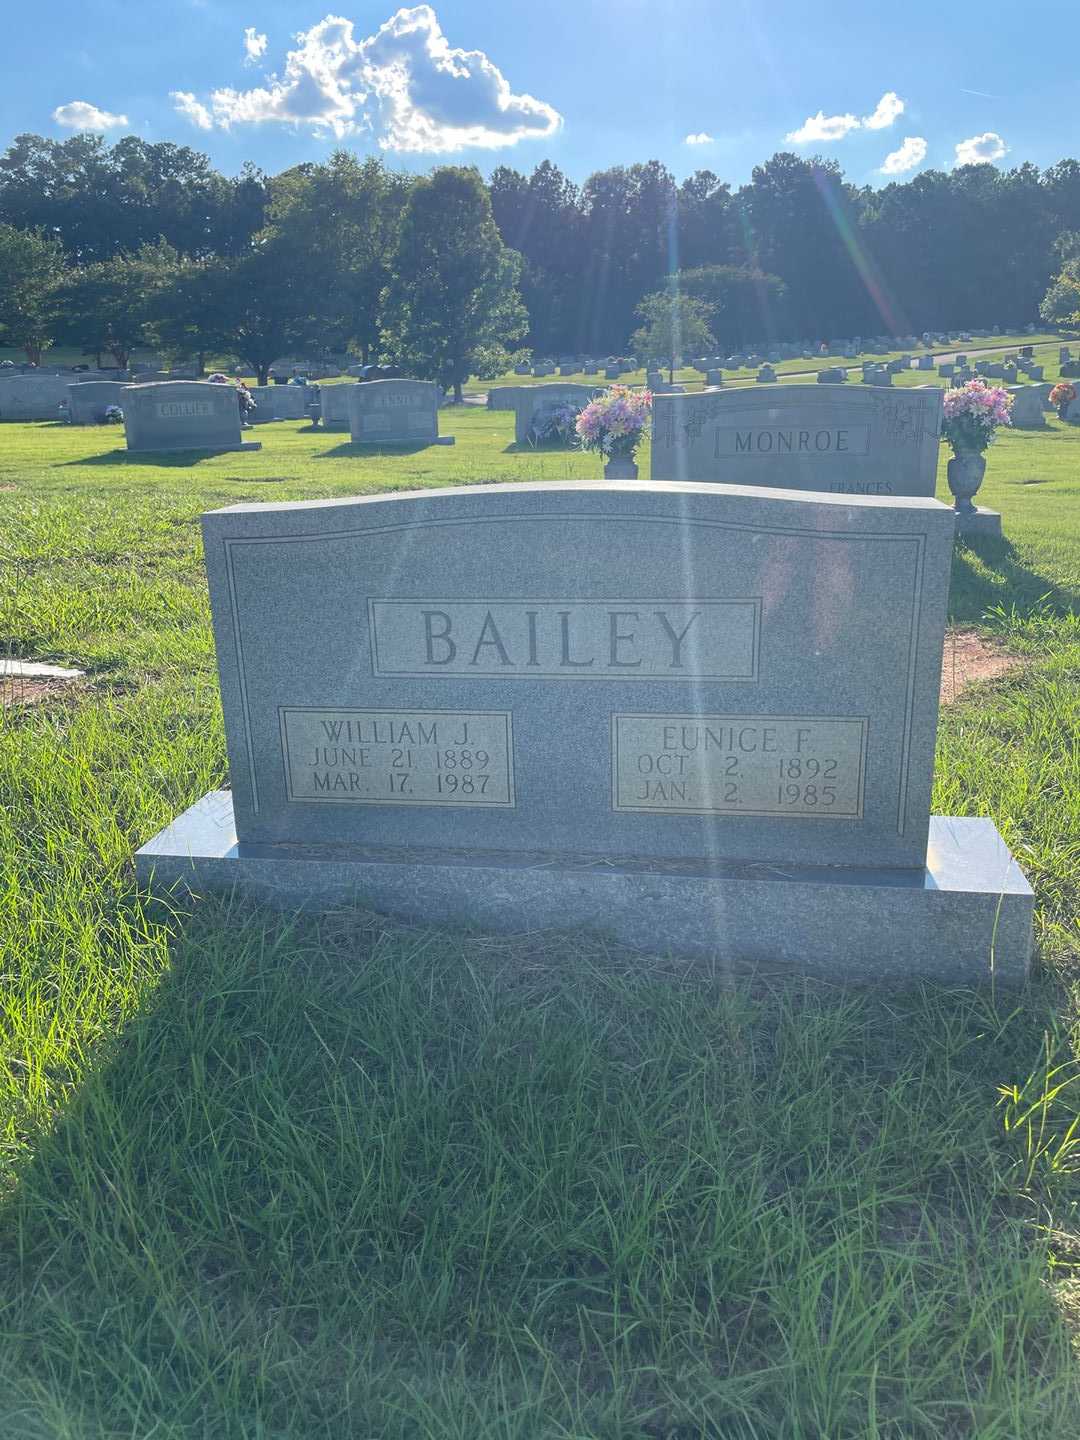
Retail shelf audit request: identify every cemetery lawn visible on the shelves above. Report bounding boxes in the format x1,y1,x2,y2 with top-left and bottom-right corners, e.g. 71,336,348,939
3,410,1080,1436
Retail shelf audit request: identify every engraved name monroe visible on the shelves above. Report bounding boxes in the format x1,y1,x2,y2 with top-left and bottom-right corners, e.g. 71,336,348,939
369,599,761,680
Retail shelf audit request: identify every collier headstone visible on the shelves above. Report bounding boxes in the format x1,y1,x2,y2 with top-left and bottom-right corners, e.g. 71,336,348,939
122,381,261,454
650,384,942,497
138,480,1032,984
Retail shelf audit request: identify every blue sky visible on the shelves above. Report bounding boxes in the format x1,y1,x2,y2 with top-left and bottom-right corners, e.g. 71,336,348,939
1,0,1066,186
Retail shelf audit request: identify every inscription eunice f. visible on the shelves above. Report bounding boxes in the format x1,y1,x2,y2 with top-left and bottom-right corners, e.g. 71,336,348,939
280,708,514,807
613,715,867,817
369,599,760,680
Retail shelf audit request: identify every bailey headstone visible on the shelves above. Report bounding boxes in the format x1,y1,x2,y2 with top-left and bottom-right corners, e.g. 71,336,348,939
137,480,1033,985
650,383,942,497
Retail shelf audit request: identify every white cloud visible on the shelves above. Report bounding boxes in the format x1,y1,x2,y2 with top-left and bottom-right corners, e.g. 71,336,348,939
863,91,904,130
880,136,927,175
787,91,906,145
171,90,213,130
684,132,714,146
786,109,860,144
184,6,560,151
244,27,268,64
52,100,128,131
955,131,1008,165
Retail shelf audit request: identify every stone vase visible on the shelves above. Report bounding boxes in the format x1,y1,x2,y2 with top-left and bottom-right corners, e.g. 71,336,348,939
603,455,639,479
946,451,987,515
1058,402,1072,423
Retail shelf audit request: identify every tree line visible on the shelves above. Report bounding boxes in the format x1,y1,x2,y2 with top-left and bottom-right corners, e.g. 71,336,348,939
1,131,1080,391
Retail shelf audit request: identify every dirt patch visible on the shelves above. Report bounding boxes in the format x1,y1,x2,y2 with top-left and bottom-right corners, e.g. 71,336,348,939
0,484,18,491
1,659,85,709
0,676,83,708
940,630,1024,704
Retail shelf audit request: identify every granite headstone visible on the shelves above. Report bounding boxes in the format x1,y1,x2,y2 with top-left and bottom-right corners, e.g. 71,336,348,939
513,383,601,445
348,379,452,446
650,384,943,497
122,381,261,454
137,480,1032,984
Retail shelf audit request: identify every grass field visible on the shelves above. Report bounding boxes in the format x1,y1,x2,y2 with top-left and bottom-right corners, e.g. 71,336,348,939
2,408,1080,1435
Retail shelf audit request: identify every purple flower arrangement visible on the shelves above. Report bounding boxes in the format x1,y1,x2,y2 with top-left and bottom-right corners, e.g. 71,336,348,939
941,379,1012,455
575,385,653,460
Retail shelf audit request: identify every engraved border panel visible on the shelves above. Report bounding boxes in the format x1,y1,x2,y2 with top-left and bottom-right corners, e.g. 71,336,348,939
612,713,868,819
279,707,515,809
367,598,762,681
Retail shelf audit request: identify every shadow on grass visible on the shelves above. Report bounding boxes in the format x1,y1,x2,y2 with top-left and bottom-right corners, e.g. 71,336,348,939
950,535,1080,625
315,441,435,459
0,892,1077,1432
57,448,236,469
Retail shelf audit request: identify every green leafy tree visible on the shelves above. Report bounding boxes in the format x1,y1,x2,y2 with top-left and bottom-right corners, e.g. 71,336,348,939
631,291,716,381
268,153,412,364
58,239,180,367
382,167,527,402
1040,260,1080,325
679,264,789,351
0,224,67,363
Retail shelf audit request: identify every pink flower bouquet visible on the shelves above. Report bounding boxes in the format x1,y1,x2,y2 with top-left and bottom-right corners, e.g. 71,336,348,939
575,385,652,460
941,379,1012,455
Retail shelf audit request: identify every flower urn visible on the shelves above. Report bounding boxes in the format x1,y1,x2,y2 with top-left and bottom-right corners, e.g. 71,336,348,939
946,452,987,514
603,456,639,480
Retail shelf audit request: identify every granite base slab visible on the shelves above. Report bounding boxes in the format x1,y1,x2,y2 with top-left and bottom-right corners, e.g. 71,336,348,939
136,793,1034,986
955,507,1002,538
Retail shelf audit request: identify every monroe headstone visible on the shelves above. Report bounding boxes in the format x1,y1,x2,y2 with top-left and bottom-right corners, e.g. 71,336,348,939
138,480,1032,984
651,384,942,497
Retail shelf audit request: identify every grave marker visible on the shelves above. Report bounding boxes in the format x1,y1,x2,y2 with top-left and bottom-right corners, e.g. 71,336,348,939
138,480,1032,984
122,381,261,454
650,383,942,496
348,379,453,446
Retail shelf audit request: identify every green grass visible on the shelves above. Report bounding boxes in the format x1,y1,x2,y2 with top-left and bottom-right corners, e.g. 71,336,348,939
3,410,1080,1435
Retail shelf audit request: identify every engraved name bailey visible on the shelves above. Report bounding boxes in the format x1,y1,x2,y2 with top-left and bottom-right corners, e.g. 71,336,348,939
368,600,761,680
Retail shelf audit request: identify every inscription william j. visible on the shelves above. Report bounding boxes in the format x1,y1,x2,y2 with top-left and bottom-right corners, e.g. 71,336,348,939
280,708,514,807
